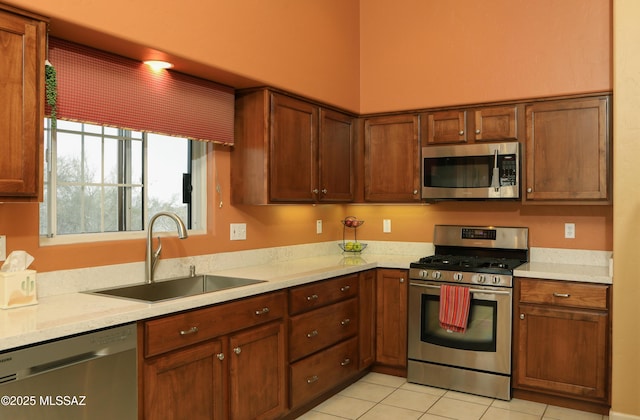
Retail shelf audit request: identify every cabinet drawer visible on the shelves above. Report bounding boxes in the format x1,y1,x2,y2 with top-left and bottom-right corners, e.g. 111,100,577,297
290,337,359,408
144,291,286,357
289,274,358,315
519,279,608,310
289,298,358,361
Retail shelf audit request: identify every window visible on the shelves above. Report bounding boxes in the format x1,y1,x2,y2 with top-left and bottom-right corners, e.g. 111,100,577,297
40,118,207,241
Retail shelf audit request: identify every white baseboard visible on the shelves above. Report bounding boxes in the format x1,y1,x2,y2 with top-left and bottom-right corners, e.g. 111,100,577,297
610,410,640,420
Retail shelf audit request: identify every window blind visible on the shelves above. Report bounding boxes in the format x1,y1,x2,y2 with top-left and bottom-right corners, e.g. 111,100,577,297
47,37,234,144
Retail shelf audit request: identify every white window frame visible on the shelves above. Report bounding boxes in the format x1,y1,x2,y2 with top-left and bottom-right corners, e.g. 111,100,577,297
39,119,208,246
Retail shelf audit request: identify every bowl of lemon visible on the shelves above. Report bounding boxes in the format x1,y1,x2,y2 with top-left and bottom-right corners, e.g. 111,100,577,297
339,241,367,253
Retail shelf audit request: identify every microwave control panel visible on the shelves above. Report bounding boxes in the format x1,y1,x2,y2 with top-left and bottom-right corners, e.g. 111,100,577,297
499,155,517,186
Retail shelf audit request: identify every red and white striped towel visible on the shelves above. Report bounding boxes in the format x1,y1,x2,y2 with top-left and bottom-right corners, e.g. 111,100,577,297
439,285,471,333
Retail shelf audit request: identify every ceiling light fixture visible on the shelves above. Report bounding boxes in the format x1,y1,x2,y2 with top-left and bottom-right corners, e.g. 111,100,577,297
143,60,173,72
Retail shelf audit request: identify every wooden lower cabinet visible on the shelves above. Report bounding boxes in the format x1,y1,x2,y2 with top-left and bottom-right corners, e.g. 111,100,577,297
513,278,611,414
374,268,408,375
290,337,359,407
229,322,286,420
143,339,225,419
358,269,376,369
140,291,287,420
286,274,369,415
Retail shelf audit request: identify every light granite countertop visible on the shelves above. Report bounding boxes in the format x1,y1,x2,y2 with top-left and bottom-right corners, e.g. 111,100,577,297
0,242,612,352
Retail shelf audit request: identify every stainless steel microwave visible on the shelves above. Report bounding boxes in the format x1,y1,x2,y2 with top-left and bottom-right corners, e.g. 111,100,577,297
421,142,520,200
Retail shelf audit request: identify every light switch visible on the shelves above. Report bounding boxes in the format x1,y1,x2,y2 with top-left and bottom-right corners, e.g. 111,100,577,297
0,235,5,261
316,220,322,234
383,219,391,233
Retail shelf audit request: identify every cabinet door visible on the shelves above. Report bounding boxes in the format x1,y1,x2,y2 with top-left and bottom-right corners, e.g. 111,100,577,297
474,105,518,142
228,321,286,420
515,304,608,401
0,9,45,200
424,110,467,144
143,339,225,420
375,269,408,372
270,93,318,202
364,115,420,202
359,269,376,369
318,109,354,202
524,96,610,202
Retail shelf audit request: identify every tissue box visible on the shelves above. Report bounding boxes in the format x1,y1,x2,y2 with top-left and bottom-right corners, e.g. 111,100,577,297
0,270,37,309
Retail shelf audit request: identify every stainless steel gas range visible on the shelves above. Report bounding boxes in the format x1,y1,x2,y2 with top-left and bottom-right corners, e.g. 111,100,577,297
407,225,528,400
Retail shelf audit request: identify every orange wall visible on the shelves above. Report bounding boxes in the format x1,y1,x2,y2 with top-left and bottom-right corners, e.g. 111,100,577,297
0,0,612,274
359,0,612,113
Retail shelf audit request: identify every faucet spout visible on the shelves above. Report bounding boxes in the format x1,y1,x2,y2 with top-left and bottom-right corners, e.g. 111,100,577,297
145,212,188,284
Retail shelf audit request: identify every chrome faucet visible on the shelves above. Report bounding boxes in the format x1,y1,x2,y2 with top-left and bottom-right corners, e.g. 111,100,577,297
145,212,188,284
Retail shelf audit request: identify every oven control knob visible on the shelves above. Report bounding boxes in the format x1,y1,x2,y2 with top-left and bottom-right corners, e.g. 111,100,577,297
453,272,463,282
476,274,486,284
419,270,429,279
492,276,501,284
432,271,442,280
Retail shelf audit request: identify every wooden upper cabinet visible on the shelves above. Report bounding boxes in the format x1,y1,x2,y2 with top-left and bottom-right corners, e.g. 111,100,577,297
474,105,519,142
524,95,611,203
423,105,519,145
0,6,46,201
269,94,318,202
319,109,355,202
363,114,421,202
232,89,354,204
424,110,467,144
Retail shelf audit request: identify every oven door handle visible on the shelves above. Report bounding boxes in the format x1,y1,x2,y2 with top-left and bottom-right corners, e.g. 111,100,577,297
409,282,512,295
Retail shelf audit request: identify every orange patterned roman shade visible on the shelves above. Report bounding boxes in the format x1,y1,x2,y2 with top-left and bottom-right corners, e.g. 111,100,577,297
47,37,234,144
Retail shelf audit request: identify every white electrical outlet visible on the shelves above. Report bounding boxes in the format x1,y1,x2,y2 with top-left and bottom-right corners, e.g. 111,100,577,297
0,235,5,261
316,220,322,234
564,223,575,239
383,219,391,233
230,223,247,240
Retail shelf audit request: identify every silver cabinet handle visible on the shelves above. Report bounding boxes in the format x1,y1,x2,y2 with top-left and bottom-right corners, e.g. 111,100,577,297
255,307,270,315
341,318,351,326
553,292,571,298
340,285,350,292
475,129,481,134
400,277,405,283
307,330,319,338
321,189,328,194
307,294,319,301
312,189,319,194
233,347,241,355
340,358,351,366
459,130,464,135
306,375,319,384
520,314,525,320
413,189,418,195
527,187,532,193
179,326,199,336
217,353,225,361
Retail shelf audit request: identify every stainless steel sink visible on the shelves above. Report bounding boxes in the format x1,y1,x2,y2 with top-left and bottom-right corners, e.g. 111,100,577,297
87,275,265,302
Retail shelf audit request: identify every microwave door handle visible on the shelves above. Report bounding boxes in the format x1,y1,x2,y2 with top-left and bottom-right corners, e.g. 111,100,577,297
490,150,500,190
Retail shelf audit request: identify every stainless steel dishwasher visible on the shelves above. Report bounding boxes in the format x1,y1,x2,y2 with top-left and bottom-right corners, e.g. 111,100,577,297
0,323,137,419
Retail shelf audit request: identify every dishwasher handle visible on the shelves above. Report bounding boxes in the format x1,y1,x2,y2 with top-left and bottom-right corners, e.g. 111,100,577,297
26,351,101,379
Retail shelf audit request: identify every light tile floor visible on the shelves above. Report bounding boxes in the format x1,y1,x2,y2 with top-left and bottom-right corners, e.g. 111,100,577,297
296,373,609,420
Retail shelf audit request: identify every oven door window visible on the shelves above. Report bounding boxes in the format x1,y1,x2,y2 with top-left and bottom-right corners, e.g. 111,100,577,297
420,294,497,352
